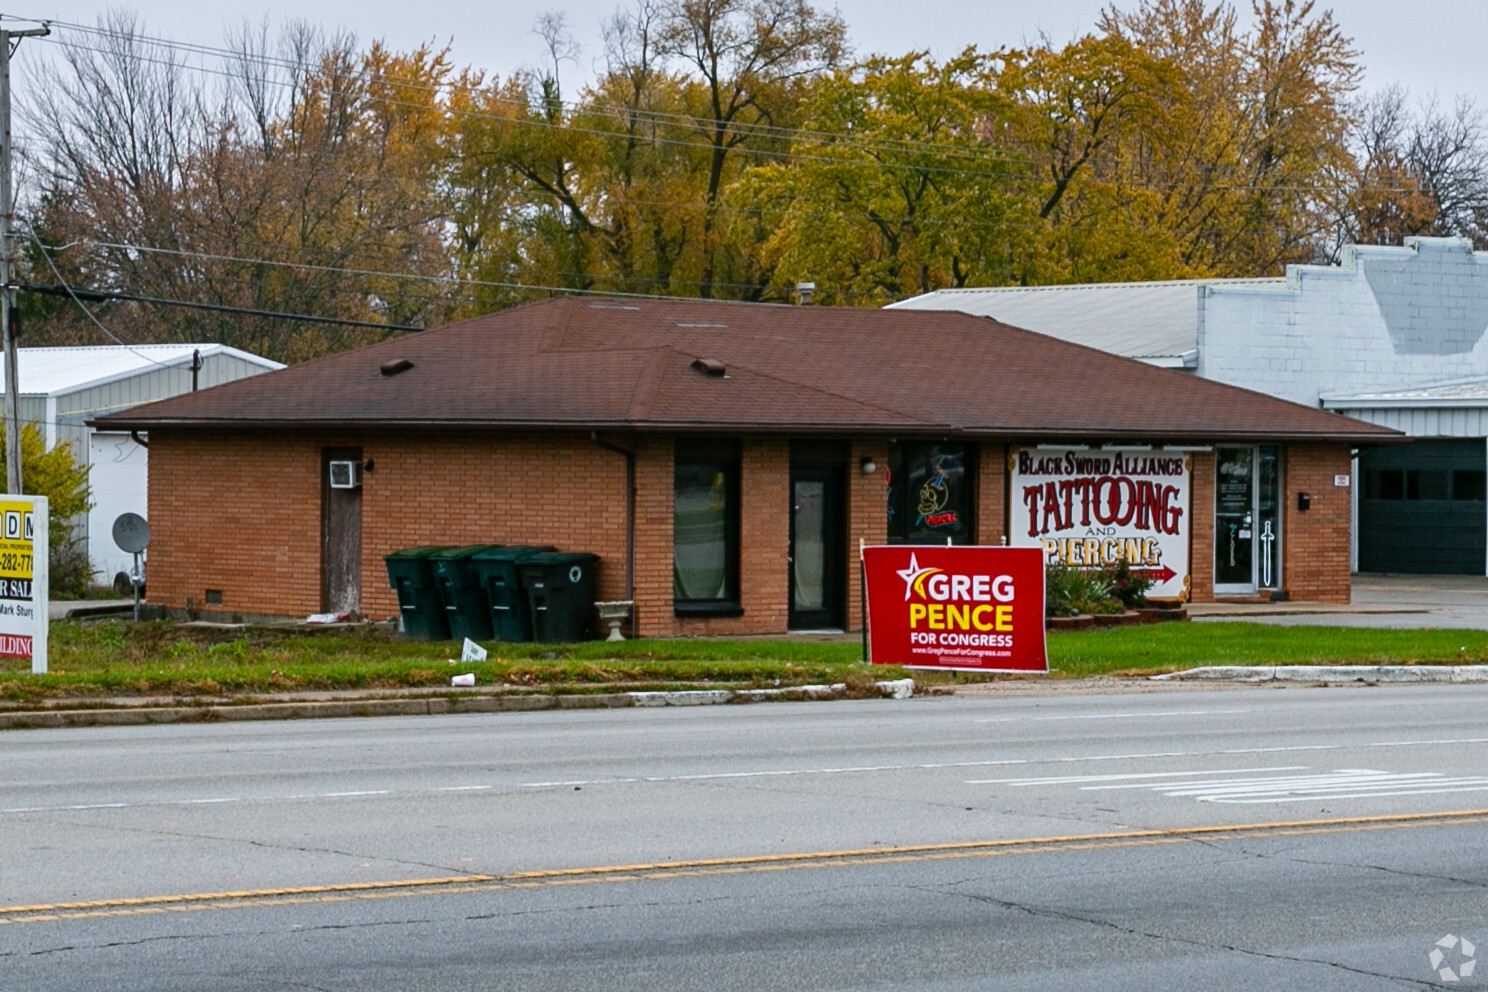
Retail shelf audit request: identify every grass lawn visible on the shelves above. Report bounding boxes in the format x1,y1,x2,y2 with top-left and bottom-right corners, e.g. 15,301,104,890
1,620,1487,703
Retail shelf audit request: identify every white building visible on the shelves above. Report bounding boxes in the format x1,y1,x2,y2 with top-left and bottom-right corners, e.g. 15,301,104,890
0,344,283,587
892,237,1488,576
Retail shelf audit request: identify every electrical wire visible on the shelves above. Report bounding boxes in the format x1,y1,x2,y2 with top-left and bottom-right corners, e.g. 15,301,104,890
19,284,426,333
25,224,195,372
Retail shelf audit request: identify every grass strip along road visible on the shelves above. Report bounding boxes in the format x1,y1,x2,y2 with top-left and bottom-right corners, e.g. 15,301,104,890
5,809,1486,928
3,620,1488,702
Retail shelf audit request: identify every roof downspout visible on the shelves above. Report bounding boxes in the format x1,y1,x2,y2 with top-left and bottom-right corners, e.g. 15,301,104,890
590,431,636,627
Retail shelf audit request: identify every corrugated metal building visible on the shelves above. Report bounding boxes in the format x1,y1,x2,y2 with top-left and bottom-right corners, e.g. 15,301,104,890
894,237,1488,576
2,344,283,586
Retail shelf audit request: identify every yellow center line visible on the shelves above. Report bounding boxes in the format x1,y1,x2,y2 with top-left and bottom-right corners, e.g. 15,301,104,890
5,808,1486,927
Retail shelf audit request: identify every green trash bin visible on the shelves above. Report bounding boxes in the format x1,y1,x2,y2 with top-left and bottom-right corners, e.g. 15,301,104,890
384,547,451,641
470,546,554,642
517,552,600,643
429,545,504,643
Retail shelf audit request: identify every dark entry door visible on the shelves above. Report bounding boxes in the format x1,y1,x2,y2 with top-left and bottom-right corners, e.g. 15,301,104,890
322,447,363,614
789,465,846,630
1214,447,1256,591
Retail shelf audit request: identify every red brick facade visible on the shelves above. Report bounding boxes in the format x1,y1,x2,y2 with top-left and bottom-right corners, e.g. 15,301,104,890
1281,444,1353,603
147,432,1355,630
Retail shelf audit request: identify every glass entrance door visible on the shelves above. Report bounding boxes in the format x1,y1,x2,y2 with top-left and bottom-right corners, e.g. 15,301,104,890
789,466,845,630
1214,447,1256,592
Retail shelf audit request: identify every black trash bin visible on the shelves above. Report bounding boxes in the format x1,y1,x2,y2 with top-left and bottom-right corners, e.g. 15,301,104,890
429,545,504,643
470,546,554,642
517,552,600,643
384,547,451,641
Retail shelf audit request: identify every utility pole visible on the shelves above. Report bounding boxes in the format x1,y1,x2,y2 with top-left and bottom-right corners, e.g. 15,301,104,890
0,23,48,495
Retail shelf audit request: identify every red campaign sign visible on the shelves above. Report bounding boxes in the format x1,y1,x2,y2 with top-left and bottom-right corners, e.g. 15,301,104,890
862,545,1047,673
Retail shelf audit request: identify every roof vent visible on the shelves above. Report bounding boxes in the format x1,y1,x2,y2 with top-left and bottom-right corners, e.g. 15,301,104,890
691,357,727,377
380,358,414,377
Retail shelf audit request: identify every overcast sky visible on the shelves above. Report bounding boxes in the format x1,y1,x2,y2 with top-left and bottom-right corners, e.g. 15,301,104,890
8,0,1485,108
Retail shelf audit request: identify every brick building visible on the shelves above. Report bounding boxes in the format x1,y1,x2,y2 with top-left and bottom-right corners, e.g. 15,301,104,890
94,298,1401,634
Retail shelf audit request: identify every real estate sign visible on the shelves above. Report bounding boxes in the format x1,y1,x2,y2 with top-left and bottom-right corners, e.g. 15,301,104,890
1009,446,1191,601
862,545,1046,673
0,495,48,673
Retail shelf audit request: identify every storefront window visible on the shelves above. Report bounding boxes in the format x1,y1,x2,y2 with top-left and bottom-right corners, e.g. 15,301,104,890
674,440,741,614
886,442,973,544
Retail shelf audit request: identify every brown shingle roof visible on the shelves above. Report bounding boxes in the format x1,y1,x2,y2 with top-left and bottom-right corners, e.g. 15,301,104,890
92,297,1403,443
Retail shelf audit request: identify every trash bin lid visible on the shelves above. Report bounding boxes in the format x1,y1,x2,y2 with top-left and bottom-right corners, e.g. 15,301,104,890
521,551,598,565
427,544,504,561
384,546,451,560
471,545,555,562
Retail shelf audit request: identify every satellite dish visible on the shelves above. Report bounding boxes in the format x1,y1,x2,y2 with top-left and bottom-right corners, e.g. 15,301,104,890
112,512,151,554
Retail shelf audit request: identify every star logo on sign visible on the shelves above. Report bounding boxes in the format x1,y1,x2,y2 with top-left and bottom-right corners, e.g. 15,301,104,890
896,553,942,601
1430,934,1476,982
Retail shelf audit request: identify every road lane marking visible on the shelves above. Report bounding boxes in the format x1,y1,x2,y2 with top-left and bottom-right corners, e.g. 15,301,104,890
7,739,1488,813
4,810,1487,928
983,767,1488,804
977,709,1250,723
968,766,1309,785
521,738,1488,788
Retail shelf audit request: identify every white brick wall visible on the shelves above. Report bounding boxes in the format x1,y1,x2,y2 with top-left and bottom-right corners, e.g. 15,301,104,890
1199,238,1488,408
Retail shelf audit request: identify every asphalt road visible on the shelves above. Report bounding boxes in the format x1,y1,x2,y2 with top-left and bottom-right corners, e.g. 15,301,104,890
5,684,1488,990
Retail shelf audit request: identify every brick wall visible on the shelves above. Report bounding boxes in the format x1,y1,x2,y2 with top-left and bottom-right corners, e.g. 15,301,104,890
149,431,324,616
977,441,1008,546
1283,444,1353,603
1188,450,1214,603
632,436,673,637
1201,238,1488,407
847,440,890,631
149,431,629,619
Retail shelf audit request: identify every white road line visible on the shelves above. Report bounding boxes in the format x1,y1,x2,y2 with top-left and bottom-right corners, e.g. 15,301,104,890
980,766,1488,805
438,786,493,792
523,738,1488,788
977,709,1250,723
322,791,390,797
1080,771,1418,792
969,766,1308,786
1214,784,1488,803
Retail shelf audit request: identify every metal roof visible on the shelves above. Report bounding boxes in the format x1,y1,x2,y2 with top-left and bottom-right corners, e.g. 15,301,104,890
888,278,1283,365
1322,375,1488,409
94,297,1403,445
2,344,284,397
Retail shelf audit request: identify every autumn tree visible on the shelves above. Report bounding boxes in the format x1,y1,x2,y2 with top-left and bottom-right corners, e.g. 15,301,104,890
22,14,460,362
742,52,1032,303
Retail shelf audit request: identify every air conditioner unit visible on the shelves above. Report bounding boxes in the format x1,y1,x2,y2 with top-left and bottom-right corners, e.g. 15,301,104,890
328,460,362,489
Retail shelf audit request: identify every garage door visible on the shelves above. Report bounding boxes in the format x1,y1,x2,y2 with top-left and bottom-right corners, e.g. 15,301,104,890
1359,439,1485,573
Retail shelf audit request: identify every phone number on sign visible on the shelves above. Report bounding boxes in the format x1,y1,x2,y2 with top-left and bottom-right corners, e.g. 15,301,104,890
0,551,32,574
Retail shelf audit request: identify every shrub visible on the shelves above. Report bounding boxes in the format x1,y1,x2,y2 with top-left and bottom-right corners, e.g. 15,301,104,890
1045,564,1117,617
1101,558,1154,610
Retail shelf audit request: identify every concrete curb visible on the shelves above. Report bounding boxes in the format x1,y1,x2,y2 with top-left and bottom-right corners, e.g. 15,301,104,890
1152,665,1488,683
0,679,919,731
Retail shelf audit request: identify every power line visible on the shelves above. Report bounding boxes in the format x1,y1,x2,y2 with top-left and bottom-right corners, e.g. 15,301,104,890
18,284,425,333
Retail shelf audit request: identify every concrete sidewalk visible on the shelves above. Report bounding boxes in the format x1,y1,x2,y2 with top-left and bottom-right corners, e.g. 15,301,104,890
1188,573,1488,629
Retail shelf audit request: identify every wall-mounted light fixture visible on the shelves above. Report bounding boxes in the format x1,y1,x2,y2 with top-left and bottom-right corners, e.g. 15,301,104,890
860,456,877,474
1297,492,1311,511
